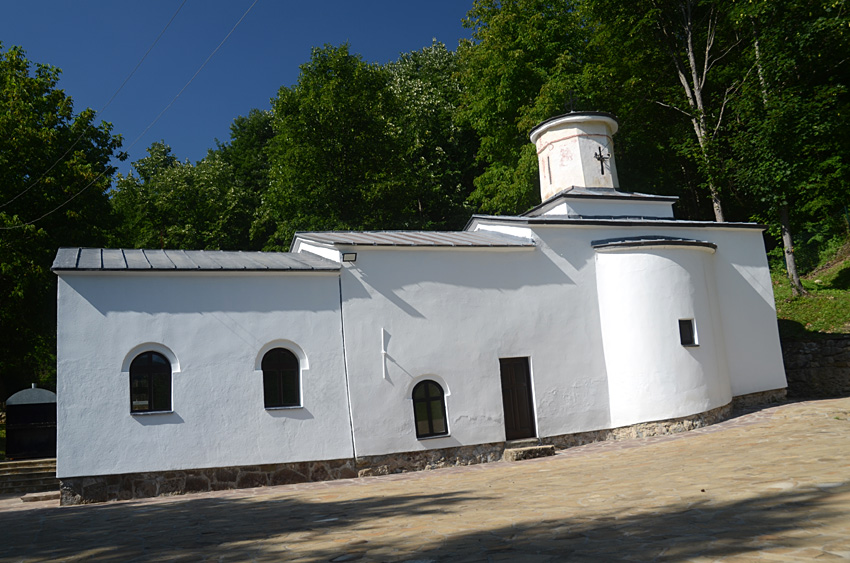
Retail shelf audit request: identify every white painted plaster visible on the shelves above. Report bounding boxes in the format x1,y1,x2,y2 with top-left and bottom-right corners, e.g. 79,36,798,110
538,197,675,219
56,272,351,478
57,186,787,483
595,246,732,427
531,114,620,198
470,223,535,241
338,242,614,457
292,240,341,262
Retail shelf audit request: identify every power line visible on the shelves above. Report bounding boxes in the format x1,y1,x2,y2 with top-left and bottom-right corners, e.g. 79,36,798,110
1,0,260,231
127,0,260,149
0,0,188,211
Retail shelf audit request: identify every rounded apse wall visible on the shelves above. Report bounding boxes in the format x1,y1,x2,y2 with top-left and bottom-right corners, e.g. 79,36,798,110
594,243,731,428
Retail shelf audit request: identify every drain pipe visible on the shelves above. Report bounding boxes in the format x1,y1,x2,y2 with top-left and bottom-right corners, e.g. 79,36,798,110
337,272,358,467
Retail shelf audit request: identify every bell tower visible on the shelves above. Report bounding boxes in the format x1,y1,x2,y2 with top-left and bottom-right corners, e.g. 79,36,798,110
529,111,620,202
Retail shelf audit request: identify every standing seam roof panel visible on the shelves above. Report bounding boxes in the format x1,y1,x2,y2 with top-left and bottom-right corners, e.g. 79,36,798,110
144,250,176,269
123,249,153,269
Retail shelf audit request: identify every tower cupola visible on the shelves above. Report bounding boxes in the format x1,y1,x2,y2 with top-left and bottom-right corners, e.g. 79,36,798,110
530,111,620,202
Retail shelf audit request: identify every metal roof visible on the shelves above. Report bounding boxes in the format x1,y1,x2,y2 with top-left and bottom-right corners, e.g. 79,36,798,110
52,248,340,272
7,386,56,405
293,230,534,247
592,236,718,251
466,214,766,231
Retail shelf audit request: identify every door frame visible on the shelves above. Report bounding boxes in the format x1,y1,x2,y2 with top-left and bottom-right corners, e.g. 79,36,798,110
498,356,537,441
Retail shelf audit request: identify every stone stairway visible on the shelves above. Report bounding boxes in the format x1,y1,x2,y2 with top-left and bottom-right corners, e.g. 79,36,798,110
502,438,556,462
0,458,59,495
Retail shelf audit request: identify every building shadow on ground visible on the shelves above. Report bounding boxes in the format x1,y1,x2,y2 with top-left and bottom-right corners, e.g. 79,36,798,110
2,480,847,561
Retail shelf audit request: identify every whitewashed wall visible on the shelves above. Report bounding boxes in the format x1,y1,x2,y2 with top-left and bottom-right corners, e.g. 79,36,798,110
337,244,614,457
531,114,620,197
335,220,785,458
56,272,351,478
473,220,787,406
595,245,732,427
538,198,675,219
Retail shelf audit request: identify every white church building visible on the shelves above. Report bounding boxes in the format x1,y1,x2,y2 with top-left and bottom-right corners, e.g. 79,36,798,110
53,112,787,504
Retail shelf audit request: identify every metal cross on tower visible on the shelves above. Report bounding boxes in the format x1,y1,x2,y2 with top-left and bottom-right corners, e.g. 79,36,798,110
564,90,578,113
593,146,610,175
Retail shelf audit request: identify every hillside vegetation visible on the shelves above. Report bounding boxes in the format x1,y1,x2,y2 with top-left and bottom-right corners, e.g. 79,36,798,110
775,237,850,338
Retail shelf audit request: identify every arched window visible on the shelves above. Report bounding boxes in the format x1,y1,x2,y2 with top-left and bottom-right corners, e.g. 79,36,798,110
262,348,300,408
412,380,448,438
130,351,172,413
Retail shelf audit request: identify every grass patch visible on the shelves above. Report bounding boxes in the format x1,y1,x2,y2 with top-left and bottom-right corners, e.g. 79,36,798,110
773,238,850,339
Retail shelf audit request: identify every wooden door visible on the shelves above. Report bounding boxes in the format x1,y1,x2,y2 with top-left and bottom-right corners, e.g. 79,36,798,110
499,357,536,440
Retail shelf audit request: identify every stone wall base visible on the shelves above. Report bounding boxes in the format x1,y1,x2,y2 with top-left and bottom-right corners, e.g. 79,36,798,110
60,388,786,505
60,458,357,505
731,388,787,409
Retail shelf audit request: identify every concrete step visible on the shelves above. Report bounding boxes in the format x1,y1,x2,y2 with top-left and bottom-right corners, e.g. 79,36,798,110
0,471,57,482
0,481,59,494
0,458,58,494
0,458,56,468
505,438,541,449
0,465,57,477
0,460,56,475
21,491,61,503
502,445,556,462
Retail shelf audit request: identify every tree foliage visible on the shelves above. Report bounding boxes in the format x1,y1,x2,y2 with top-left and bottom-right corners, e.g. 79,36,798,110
727,0,850,279
111,142,251,250
459,0,849,281
0,45,122,398
459,0,589,215
258,43,478,250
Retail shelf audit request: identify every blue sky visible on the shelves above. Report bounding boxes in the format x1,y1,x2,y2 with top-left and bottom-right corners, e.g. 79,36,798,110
1,1,473,176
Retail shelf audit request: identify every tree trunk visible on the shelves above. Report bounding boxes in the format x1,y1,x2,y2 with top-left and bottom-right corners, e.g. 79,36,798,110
656,0,727,222
753,22,806,296
780,204,807,296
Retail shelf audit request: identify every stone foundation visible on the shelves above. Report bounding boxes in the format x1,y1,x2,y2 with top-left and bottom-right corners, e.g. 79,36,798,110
782,336,850,398
60,389,786,505
60,458,358,505
355,442,505,477
731,388,787,409
541,402,731,450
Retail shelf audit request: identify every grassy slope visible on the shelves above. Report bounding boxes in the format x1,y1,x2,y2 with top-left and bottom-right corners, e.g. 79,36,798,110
773,239,850,339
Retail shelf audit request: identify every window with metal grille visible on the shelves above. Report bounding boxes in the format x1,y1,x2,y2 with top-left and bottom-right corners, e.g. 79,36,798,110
412,380,448,438
130,351,172,413
262,348,300,408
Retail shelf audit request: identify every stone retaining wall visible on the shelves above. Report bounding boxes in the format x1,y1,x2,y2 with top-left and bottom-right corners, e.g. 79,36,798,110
59,389,785,505
782,336,850,398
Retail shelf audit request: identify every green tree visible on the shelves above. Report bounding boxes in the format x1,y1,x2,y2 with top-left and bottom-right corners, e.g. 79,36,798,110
387,41,480,230
260,44,474,249
215,109,274,249
579,0,745,222
111,142,250,250
728,0,849,293
0,45,123,398
459,0,589,215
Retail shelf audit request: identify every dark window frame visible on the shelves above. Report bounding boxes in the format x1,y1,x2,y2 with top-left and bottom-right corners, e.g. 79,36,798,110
129,351,172,413
412,380,448,439
262,348,301,408
679,318,698,347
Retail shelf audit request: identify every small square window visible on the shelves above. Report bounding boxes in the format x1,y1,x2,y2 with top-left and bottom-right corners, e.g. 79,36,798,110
679,319,697,346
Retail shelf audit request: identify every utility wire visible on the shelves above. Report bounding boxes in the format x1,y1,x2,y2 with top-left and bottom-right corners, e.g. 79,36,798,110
2,0,260,231
0,0,188,211
128,0,260,149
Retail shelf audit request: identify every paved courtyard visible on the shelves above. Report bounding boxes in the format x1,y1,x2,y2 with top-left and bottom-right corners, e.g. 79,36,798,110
1,397,849,562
